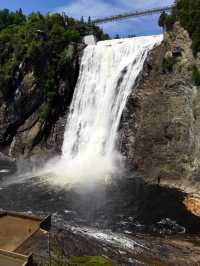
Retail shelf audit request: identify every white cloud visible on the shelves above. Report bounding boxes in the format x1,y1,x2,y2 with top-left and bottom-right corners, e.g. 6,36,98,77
54,0,123,19
54,0,174,36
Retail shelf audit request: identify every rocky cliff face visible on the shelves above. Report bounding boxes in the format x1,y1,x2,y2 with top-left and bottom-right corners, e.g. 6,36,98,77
119,22,200,193
0,43,83,160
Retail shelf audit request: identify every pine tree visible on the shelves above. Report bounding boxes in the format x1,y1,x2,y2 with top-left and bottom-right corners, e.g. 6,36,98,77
88,16,91,24
159,11,167,30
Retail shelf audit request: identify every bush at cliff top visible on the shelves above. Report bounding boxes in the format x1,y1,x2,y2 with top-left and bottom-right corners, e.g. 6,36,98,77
192,65,200,86
159,0,200,56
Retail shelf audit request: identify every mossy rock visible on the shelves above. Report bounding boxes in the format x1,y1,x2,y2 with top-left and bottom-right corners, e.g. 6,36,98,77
192,65,200,86
159,164,179,176
69,256,118,266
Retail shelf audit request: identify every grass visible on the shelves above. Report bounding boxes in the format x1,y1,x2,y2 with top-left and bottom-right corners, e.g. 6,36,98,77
130,254,172,266
68,256,118,266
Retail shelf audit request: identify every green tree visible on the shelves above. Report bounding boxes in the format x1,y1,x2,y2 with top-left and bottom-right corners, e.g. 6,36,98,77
13,9,26,25
0,8,110,103
159,0,200,55
159,11,167,29
80,16,84,23
192,65,200,86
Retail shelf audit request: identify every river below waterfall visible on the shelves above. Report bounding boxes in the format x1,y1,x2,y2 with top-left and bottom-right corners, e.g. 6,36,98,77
1,169,200,265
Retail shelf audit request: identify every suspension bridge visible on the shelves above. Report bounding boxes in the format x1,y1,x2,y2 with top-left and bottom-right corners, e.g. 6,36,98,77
92,5,174,25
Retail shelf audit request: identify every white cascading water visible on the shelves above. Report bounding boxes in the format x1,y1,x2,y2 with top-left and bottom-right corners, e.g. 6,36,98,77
46,35,162,185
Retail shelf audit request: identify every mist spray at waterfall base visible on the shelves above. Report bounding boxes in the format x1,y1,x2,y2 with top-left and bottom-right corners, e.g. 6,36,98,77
3,36,163,188
40,152,123,186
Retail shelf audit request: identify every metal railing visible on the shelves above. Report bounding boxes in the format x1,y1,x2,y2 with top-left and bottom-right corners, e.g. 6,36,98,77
92,5,174,24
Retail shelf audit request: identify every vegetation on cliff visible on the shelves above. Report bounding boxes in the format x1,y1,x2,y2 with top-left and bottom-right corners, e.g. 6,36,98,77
159,0,200,56
0,9,108,101
192,65,200,86
0,9,109,152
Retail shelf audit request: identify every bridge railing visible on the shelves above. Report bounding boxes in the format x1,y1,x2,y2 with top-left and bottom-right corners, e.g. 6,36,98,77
92,5,174,24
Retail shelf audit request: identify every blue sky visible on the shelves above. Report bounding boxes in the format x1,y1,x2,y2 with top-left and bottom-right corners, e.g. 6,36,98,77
0,0,174,36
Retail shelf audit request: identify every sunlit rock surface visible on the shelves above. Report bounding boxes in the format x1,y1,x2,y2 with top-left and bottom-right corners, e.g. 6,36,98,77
119,22,200,193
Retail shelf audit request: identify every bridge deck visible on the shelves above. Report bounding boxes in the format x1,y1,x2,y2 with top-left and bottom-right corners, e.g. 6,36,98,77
93,5,174,24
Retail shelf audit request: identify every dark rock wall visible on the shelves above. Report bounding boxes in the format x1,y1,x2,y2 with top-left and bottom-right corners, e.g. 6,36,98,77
119,23,200,193
0,43,83,160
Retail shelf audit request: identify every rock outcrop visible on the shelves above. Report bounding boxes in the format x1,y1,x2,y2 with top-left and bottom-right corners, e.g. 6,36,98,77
0,43,83,160
119,22,200,193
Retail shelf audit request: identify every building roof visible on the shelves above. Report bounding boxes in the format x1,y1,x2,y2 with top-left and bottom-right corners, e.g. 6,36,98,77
0,211,51,266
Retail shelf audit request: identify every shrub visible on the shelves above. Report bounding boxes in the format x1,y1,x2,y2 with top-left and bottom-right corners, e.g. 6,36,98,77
192,65,200,86
164,15,176,31
159,11,167,28
39,103,50,122
159,11,176,32
159,0,200,56
162,57,176,73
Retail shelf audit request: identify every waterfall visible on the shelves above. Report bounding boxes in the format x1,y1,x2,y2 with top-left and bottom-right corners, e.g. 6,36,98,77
48,36,163,184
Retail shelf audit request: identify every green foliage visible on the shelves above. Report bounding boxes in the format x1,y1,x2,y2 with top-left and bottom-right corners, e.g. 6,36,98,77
164,15,176,31
39,236,118,266
158,11,176,32
0,8,109,103
159,0,200,55
176,0,200,55
39,103,50,122
159,11,167,28
41,256,117,266
69,256,118,265
191,31,200,56
192,65,200,86
162,56,176,73
0,8,26,31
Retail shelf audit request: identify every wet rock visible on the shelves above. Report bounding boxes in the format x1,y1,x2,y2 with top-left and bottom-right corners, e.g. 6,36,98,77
0,152,16,177
152,218,186,235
